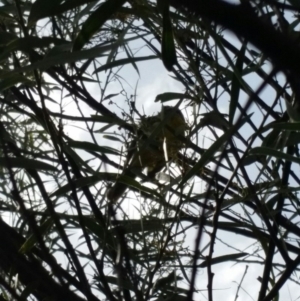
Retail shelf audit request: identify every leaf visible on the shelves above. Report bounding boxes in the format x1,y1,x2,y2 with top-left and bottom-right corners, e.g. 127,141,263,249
155,92,191,102
73,0,127,51
285,132,300,146
157,0,165,13
51,172,160,198
105,276,135,290
242,154,265,166
0,74,33,92
249,147,300,164
0,158,56,171
0,34,143,78
67,139,120,155
0,44,114,77
28,0,64,25
262,128,282,149
180,128,235,185
103,93,120,101
124,44,140,76
51,174,109,197
263,129,300,149
268,121,300,131
0,31,17,46
284,95,300,122
20,282,41,300
28,0,99,25
287,0,300,9
230,42,247,124
89,114,128,125
102,135,123,142
108,174,161,197
199,253,248,268
154,271,176,290
199,112,230,130
161,1,177,71
19,218,54,254
111,219,164,233
63,144,95,174
94,55,157,73
105,21,132,65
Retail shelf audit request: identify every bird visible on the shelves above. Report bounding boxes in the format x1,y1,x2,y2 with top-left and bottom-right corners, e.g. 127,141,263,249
107,106,187,202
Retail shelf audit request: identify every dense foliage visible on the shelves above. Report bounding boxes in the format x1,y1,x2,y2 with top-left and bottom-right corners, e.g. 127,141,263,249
0,1,300,301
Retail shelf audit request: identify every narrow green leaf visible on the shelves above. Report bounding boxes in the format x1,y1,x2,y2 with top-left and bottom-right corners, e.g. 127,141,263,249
242,154,265,166
161,1,177,71
157,0,165,13
45,43,73,57
262,129,300,149
103,93,120,100
180,129,233,185
268,121,300,131
199,253,248,268
105,21,132,65
111,219,164,233
51,173,159,197
51,174,109,197
198,112,230,130
0,32,17,46
19,218,54,254
63,144,95,174
252,120,298,147
20,282,41,300
105,276,134,290
0,74,33,92
28,0,64,25
284,96,300,122
230,42,247,124
155,92,190,102
250,147,300,164
285,132,300,146
154,271,176,289
73,0,127,51
90,114,130,127
29,0,99,25
0,45,113,77
38,46,109,70
94,55,157,74
287,0,300,9
0,35,143,78
0,158,56,171
2,37,68,54
67,139,120,155
108,174,161,197
262,128,282,148
124,44,140,76
102,135,123,142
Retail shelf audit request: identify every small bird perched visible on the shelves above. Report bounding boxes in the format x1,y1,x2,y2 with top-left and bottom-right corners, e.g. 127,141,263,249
107,106,187,202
